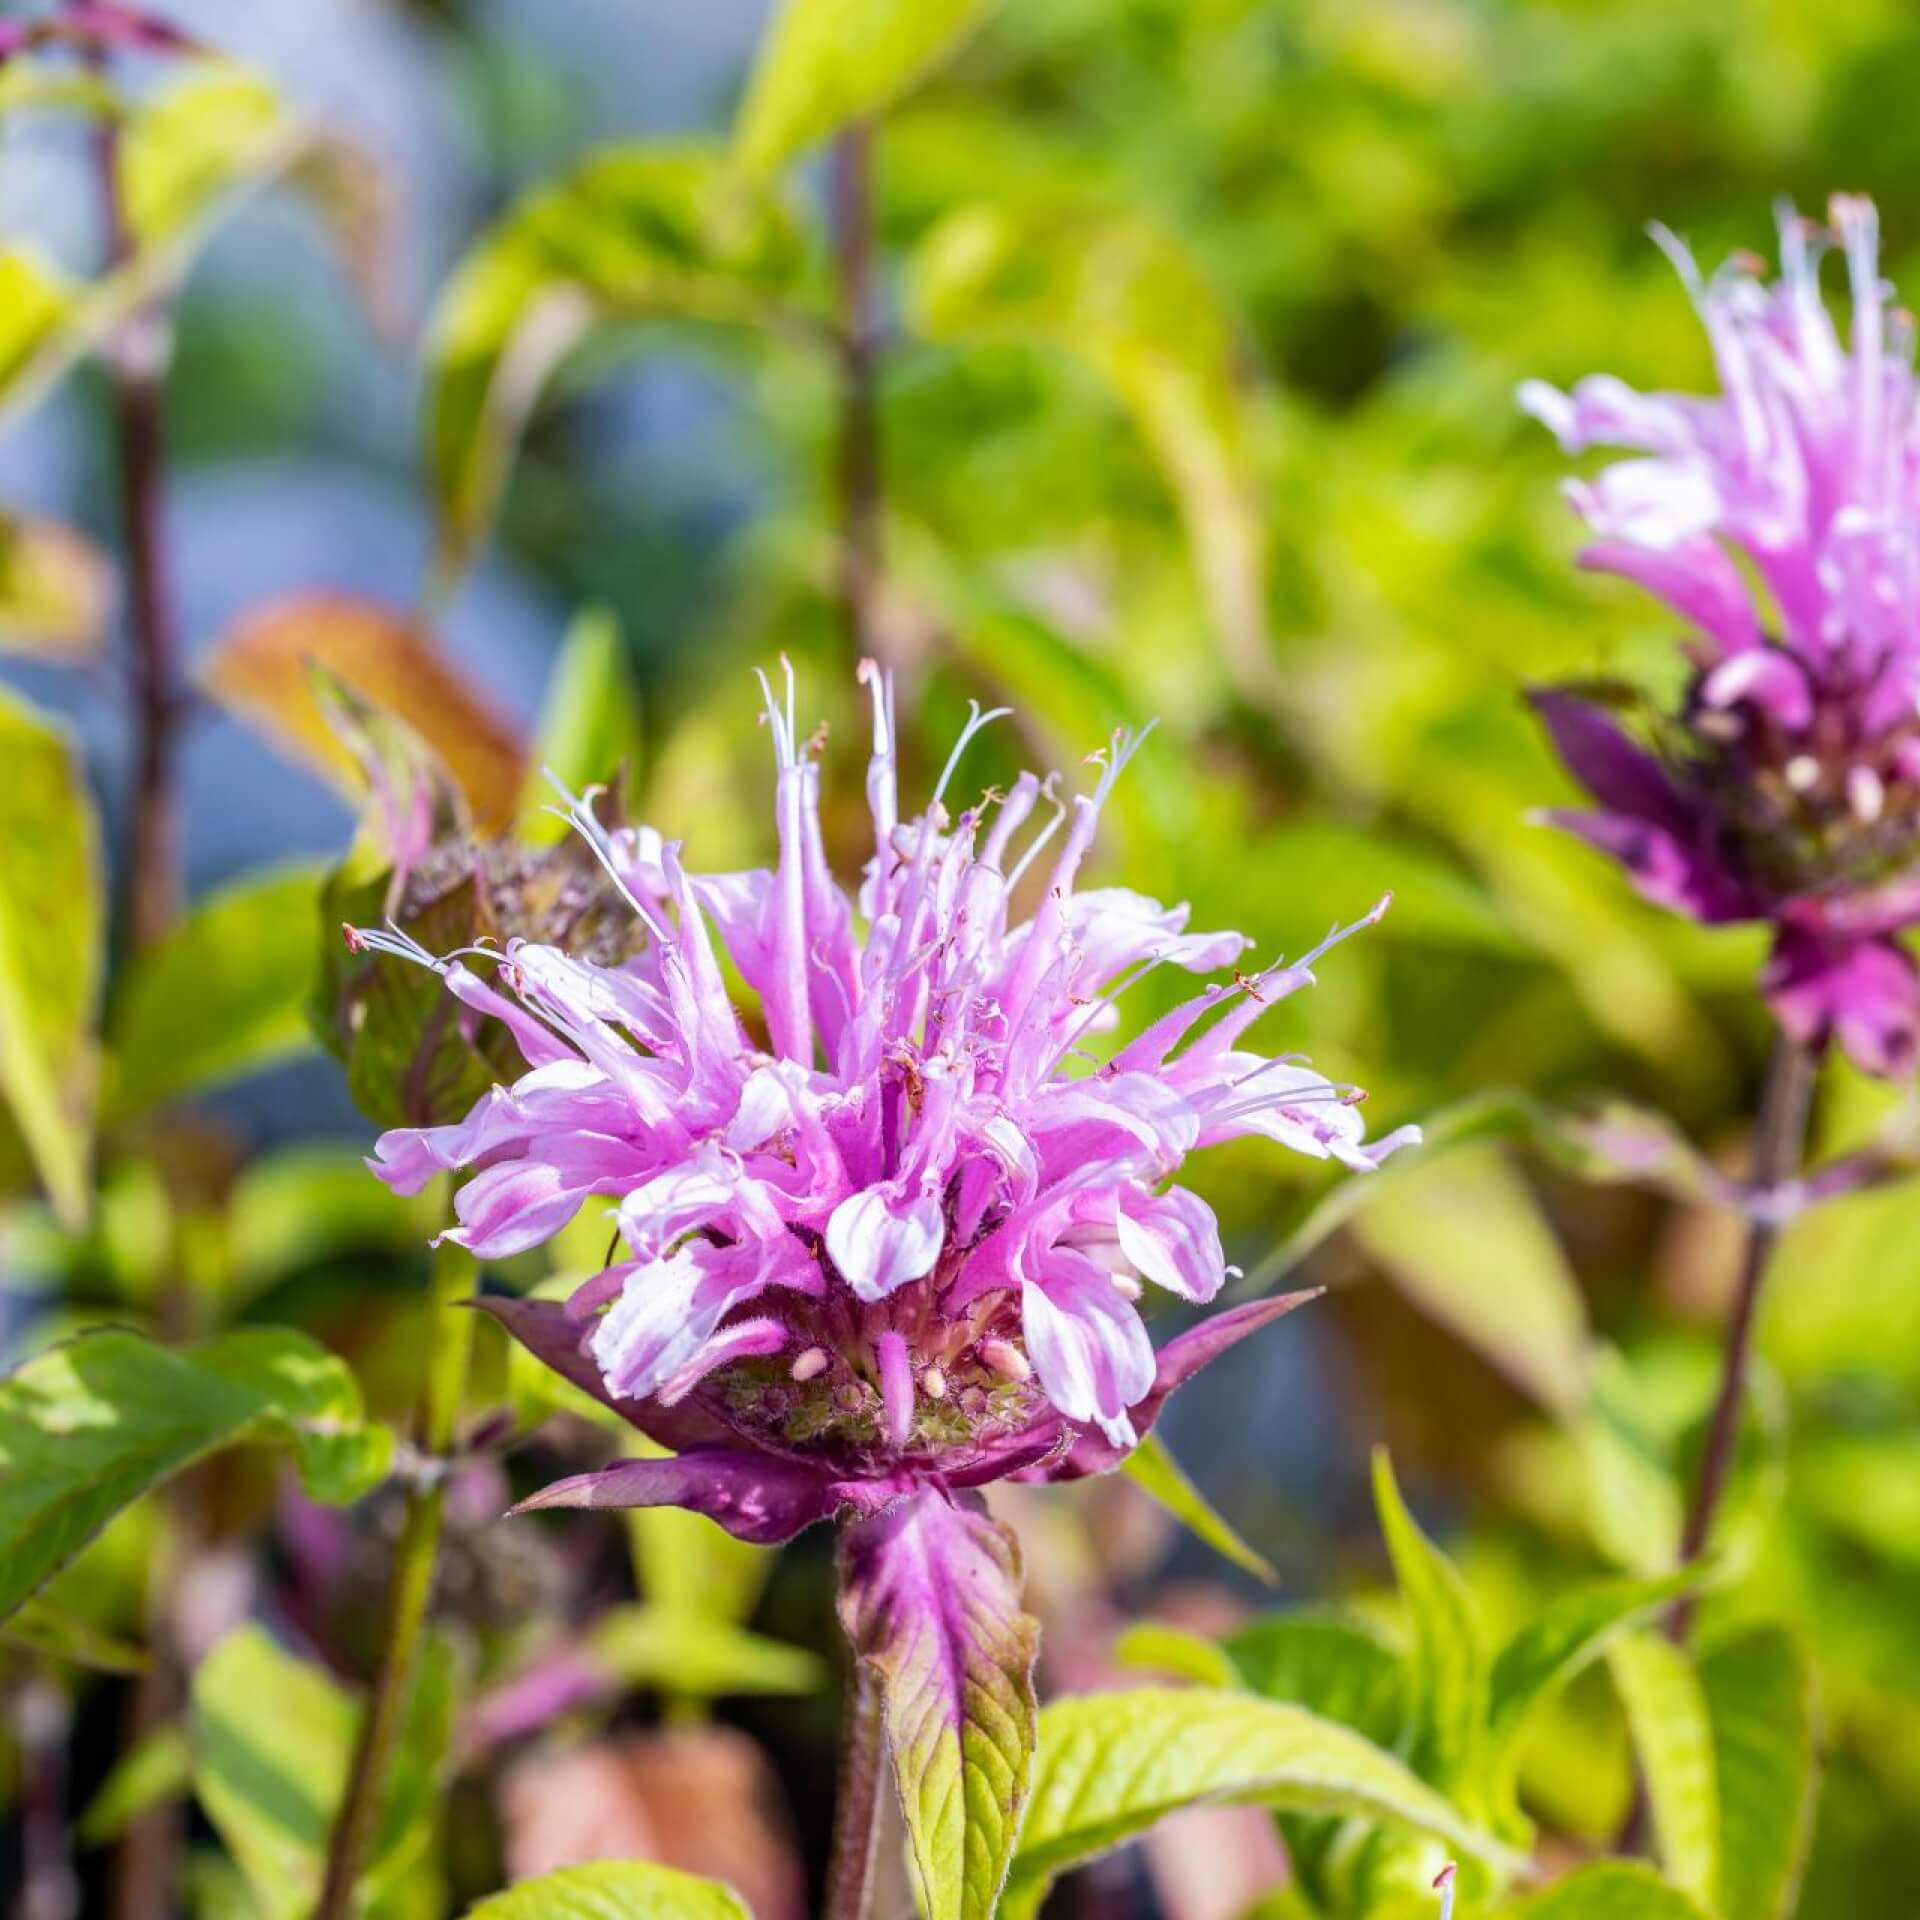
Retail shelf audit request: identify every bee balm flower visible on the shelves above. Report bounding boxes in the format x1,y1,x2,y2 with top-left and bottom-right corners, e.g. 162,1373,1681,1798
1521,198,1920,1074
355,665,1414,1536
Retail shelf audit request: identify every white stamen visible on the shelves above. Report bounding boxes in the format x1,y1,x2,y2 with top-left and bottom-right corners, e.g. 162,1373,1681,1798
791,1346,831,1383
1784,754,1821,792
923,1366,947,1401
1850,763,1886,824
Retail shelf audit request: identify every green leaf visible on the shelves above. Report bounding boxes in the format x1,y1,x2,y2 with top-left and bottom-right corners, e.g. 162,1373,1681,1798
1347,1143,1590,1415
911,203,1277,705
520,605,645,842
79,1726,192,1844
0,1327,392,1620
1607,1632,1718,1909
1372,1448,1489,1796
1120,1429,1277,1584
733,0,994,174
190,1624,452,1919
1002,1688,1524,1920
0,685,103,1226
0,1592,147,1673
586,1604,823,1699
1507,1861,1716,1920
1111,1622,1239,1690
1699,1626,1818,1920
105,862,327,1121
423,142,809,574
836,1489,1038,1920
463,1861,750,1920
1484,1563,1712,1806
1223,1611,1407,1745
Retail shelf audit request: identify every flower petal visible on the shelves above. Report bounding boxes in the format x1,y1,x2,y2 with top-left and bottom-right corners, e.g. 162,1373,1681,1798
1113,1185,1227,1302
1020,1253,1155,1450
826,1185,946,1302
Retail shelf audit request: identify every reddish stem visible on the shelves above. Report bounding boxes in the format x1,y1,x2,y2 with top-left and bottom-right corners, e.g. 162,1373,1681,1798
823,1657,887,1920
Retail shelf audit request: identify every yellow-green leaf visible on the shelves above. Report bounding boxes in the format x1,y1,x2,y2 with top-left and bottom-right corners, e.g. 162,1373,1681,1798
1608,1632,1719,1909
0,514,113,656
520,604,644,842
1121,1428,1277,1584
464,1861,750,1920
0,686,103,1226
734,0,994,174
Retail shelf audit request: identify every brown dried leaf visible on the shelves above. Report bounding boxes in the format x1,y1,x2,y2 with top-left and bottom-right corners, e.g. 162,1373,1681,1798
200,593,525,833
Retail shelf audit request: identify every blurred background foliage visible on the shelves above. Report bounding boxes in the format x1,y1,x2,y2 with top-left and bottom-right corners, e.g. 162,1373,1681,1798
5,0,1920,1915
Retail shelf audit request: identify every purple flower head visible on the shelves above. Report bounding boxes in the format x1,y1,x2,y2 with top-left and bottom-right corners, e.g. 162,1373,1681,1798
355,665,1414,1539
1521,197,1920,1073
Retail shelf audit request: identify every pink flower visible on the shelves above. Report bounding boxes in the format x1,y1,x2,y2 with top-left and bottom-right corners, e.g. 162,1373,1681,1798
1521,198,1920,1073
355,664,1414,1533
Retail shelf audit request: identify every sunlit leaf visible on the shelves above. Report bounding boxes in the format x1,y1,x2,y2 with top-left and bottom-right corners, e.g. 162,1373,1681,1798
1348,1143,1590,1416
734,0,995,174
1372,1449,1488,1796
1224,1612,1407,1745
200,593,525,835
0,686,103,1227
463,1861,750,1920
190,1623,451,1918
1002,1687,1522,1920
587,1603,823,1698
1700,1626,1817,1920
105,862,327,1121
1608,1631,1719,1909
1111,1621,1238,1689
0,1328,392,1619
1120,1429,1277,1584
0,246,75,398
0,514,113,656
424,141,810,572
911,203,1277,704
837,1489,1038,1920
520,604,644,842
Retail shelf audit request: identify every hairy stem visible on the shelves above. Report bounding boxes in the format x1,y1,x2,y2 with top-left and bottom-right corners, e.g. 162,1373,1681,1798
316,1242,476,1920
823,1656,887,1920
830,122,884,667
1666,1030,1815,1640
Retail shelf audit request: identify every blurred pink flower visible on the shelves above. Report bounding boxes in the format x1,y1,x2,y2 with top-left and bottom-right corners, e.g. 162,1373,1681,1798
1522,197,1920,1072
354,665,1412,1537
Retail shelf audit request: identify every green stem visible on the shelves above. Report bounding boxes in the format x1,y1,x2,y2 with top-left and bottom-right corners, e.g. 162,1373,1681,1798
823,1657,887,1920
315,1241,475,1920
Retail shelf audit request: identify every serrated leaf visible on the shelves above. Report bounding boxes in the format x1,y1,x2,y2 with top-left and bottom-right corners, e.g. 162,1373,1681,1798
1372,1449,1489,1796
734,0,994,174
424,141,809,572
1348,1143,1590,1415
1509,1861,1716,1920
463,1860,750,1920
836,1488,1038,1920
0,1592,147,1673
1608,1632,1718,1909
520,604,644,842
1120,1428,1277,1584
1699,1626,1817,1920
587,1603,823,1698
0,1327,391,1619
1485,1563,1711,1812
1002,1687,1523,1920
190,1623,451,1919
0,513,112,656
200,593,525,835
0,686,103,1227
105,862,327,1121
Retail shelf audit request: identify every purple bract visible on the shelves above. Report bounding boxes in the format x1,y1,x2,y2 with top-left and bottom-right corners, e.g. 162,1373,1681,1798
354,665,1413,1536
1521,197,1920,1074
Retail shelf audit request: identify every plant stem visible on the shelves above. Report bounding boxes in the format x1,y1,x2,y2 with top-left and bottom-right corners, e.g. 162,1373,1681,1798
830,122,884,667
1664,1029,1815,1643
823,1657,887,1920
316,1242,476,1920
90,69,182,951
